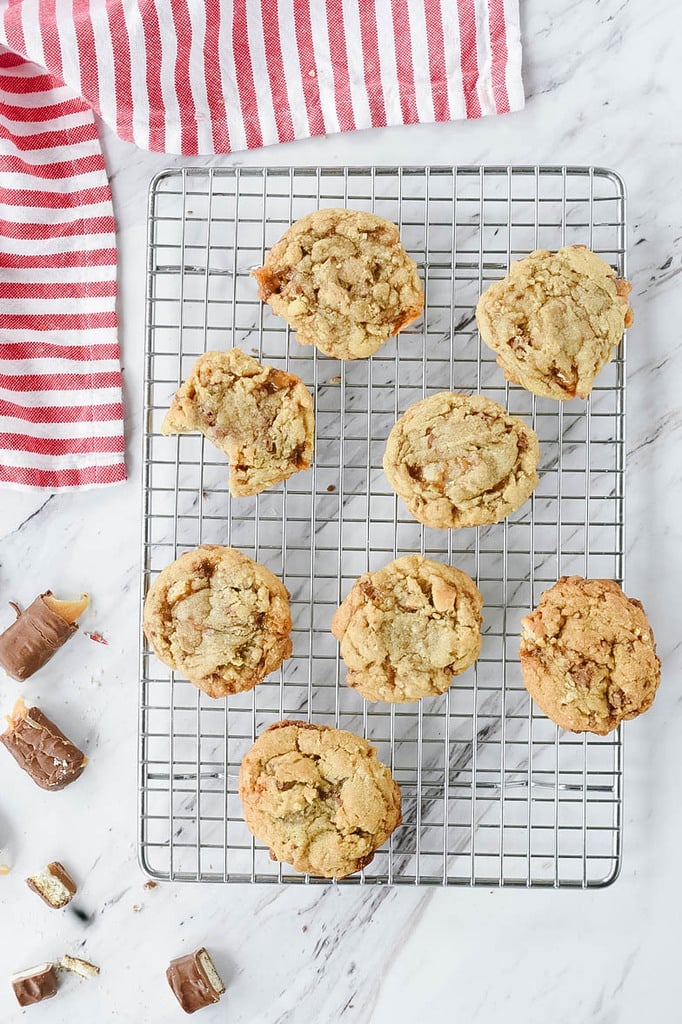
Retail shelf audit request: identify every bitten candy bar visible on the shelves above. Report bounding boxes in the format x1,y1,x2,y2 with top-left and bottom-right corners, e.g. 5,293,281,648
26,862,77,908
0,591,89,681
166,948,225,1014
1,699,87,790
10,963,59,1007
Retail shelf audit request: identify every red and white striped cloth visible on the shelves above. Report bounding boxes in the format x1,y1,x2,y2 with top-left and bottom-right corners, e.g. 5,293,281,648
0,0,523,491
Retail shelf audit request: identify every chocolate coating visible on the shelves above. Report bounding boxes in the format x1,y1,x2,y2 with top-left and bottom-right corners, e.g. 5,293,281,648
11,964,58,1006
0,593,77,681
166,949,223,1014
1,705,86,790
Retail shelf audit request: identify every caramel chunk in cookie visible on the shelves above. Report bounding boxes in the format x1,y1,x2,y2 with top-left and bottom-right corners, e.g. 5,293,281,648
383,392,540,529
476,246,633,400
332,555,483,702
520,576,660,735
143,546,292,699
252,209,424,360
162,348,314,497
239,721,402,878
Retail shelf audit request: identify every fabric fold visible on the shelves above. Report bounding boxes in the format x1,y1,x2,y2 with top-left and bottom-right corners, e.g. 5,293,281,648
0,45,125,491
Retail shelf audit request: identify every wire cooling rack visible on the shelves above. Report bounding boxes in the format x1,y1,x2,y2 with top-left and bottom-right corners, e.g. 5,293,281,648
140,166,626,887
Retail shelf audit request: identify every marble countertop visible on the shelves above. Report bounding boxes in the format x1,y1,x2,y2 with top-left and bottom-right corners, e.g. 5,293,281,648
1,0,680,1020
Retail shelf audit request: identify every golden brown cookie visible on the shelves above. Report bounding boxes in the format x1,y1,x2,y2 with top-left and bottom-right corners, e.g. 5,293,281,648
331,555,483,702
520,576,660,735
382,391,540,529
239,720,401,878
476,246,633,400
161,348,314,497
143,545,292,699
252,208,424,360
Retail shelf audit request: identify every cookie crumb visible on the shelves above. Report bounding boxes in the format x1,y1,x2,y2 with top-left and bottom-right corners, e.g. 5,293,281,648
143,880,157,890
132,904,142,913
326,484,336,493
0,864,10,875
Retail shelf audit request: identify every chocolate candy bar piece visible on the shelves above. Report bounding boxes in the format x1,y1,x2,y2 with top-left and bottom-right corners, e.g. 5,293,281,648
0,591,89,681
59,954,100,979
11,963,58,1006
166,948,225,1014
1,699,87,790
26,861,77,908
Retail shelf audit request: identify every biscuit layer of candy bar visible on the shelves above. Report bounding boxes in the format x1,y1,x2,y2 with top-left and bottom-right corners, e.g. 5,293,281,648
59,954,100,979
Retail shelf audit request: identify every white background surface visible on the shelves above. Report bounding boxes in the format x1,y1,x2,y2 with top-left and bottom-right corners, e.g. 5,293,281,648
1,0,680,1020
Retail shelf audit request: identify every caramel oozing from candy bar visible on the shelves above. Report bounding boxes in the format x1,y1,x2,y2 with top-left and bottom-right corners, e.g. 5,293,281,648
42,593,89,624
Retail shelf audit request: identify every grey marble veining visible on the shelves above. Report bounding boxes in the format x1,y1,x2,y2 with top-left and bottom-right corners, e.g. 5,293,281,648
1,0,681,1019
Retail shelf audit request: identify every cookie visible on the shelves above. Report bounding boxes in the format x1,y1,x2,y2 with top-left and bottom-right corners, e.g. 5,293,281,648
520,576,660,735
252,208,424,360
161,348,314,497
143,545,292,698
239,720,402,878
331,555,483,702
382,391,540,529
476,246,633,400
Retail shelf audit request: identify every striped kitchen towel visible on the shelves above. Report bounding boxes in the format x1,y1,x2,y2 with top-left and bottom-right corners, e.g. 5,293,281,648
0,0,523,491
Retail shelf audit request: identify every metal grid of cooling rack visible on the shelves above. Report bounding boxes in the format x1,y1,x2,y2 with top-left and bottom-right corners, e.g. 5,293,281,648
140,165,626,887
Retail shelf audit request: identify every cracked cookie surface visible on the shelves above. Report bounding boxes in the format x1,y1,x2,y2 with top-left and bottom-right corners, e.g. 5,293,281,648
143,545,292,699
520,576,660,734
252,208,424,360
382,392,540,529
239,721,402,878
161,348,314,497
332,555,483,702
476,246,633,400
